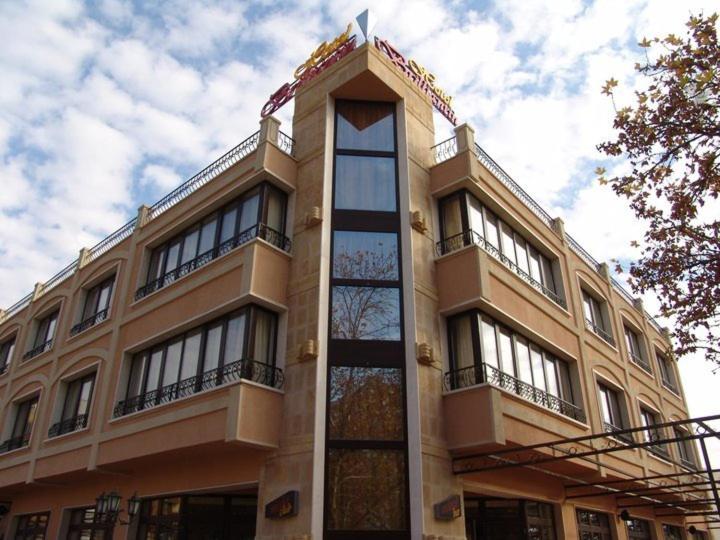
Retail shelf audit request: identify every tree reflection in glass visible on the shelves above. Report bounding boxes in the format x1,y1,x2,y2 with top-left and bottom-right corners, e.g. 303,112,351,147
333,231,398,281
331,287,400,340
327,449,406,531
329,367,403,440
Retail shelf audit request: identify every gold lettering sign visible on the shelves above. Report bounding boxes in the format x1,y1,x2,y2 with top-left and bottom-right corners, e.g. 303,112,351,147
294,23,353,80
407,58,453,107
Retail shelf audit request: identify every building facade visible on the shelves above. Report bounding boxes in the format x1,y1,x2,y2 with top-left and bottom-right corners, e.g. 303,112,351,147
0,34,715,540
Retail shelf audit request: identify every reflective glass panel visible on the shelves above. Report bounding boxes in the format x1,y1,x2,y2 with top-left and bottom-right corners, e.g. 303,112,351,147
336,101,394,152
327,449,406,531
224,313,246,364
329,366,403,440
331,286,401,340
180,330,202,380
334,155,396,212
239,193,260,233
481,318,500,369
333,231,398,281
162,339,183,386
203,323,223,372
449,314,475,371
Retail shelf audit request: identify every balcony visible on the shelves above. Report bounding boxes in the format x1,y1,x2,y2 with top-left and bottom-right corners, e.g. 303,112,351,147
444,362,585,423
602,421,634,444
48,414,89,438
629,352,652,374
114,358,283,418
135,223,291,301
436,230,566,309
22,339,53,361
70,309,109,336
585,319,615,347
0,432,30,454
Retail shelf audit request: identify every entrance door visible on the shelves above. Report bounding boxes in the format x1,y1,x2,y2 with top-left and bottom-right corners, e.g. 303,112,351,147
576,509,612,540
137,494,257,540
465,498,555,540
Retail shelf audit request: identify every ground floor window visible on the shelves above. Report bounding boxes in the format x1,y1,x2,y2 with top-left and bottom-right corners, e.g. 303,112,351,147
576,509,612,540
136,494,256,540
663,524,684,540
465,498,556,540
67,508,114,539
14,512,50,540
626,518,651,540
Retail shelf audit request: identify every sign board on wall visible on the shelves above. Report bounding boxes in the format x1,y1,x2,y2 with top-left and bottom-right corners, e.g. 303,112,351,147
265,490,299,519
434,494,462,521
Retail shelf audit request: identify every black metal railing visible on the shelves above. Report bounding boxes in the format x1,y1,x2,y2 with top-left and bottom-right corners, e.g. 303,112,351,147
443,363,586,423
584,319,615,347
278,130,295,156
436,230,567,309
645,436,671,459
0,432,31,453
629,352,652,374
70,309,109,336
113,358,284,418
660,377,679,395
22,339,53,361
135,223,291,301
48,414,89,438
603,421,635,444
432,136,458,163
680,457,696,470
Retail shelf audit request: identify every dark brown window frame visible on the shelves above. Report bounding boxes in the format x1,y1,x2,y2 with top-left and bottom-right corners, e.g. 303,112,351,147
49,372,96,438
14,511,50,540
23,309,59,360
66,507,114,539
115,304,280,417
137,181,289,300
70,275,115,336
0,335,16,374
324,99,410,539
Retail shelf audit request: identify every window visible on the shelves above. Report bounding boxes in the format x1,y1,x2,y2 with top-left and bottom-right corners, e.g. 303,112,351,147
626,518,652,540
640,407,670,459
662,524,684,540
66,507,113,539
624,325,650,372
136,495,257,540
464,498,557,540
1,395,39,452
49,373,95,437
437,190,564,308
137,182,289,300
576,509,611,540
0,336,16,375
14,512,50,540
326,100,408,536
446,311,584,422
116,305,280,417
597,383,631,442
71,276,114,335
656,351,679,393
23,310,59,360
582,291,614,346
674,427,697,468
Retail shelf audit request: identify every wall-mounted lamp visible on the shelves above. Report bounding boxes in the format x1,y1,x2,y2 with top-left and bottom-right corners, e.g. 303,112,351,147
95,491,141,525
688,525,698,534
619,509,631,521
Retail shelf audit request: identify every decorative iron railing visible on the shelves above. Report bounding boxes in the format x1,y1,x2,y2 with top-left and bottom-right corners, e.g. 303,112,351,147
135,223,291,301
680,457,697,470
432,136,458,163
1,128,279,322
584,319,616,347
473,143,554,227
443,362,586,423
113,358,284,418
603,421,634,443
148,131,261,221
48,414,89,438
436,230,567,309
278,130,296,157
660,377,679,395
629,352,652,374
0,432,30,453
22,339,53,361
69,309,109,337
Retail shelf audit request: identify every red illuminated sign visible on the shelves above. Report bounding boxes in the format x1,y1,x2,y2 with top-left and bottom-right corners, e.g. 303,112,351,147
261,29,357,118
374,37,458,125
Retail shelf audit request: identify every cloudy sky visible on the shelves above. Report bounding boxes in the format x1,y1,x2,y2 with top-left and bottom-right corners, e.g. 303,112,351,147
0,0,718,459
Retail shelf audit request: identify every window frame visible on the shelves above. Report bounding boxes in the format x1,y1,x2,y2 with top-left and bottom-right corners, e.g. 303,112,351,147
14,512,50,540
446,309,583,421
119,304,279,415
623,323,651,372
639,405,670,459
581,289,614,345
140,182,288,297
656,350,679,393
0,335,16,374
50,372,96,437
